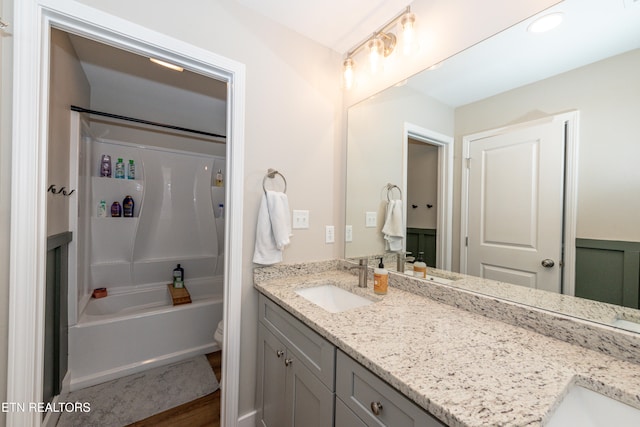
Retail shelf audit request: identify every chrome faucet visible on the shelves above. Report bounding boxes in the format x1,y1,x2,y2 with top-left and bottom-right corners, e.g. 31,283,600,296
396,251,410,273
350,258,368,288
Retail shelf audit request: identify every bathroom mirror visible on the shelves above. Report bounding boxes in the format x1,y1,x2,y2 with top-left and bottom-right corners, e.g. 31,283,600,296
345,0,640,328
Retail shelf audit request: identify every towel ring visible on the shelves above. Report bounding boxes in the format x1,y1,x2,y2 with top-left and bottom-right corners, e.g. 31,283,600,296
386,183,402,201
263,168,287,194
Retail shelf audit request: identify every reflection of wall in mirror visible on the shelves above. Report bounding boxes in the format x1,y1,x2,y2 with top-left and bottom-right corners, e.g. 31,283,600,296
455,48,640,253
345,86,453,258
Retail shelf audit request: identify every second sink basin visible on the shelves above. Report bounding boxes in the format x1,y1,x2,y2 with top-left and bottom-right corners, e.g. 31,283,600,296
295,285,374,313
545,385,640,427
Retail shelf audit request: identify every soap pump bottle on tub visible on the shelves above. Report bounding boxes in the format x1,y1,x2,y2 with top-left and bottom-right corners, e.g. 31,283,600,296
173,264,184,288
413,252,427,278
374,257,388,295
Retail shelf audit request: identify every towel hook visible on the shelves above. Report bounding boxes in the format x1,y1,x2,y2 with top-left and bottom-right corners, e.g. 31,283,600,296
386,183,402,201
262,168,287,194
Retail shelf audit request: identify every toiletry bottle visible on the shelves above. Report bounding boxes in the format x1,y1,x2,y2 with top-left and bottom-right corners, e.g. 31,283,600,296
215,169,224,187
173,264,184,288
97,200,107,218
413,252,427,278
127,159,136,180
374,257,389,295
218,203,224,218
100,154,112,177
123,195,134,217
115,158,125,179
110,201,122,217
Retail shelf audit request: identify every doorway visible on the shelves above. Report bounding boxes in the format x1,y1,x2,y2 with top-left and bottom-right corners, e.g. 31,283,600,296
403,123,453,271
8,2,245,426
460,112,579,294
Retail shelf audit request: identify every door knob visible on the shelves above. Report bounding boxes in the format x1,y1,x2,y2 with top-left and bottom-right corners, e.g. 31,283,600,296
541,259,555,268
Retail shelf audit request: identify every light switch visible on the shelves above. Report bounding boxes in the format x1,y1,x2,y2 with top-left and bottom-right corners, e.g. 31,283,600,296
365,212,377,228
325,225,335,243
345,225,353,242
292,210,309,229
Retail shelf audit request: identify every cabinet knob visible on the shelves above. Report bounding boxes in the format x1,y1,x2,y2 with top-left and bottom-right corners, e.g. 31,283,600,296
276,350,284,358
284,358,293,366
370,401,383,416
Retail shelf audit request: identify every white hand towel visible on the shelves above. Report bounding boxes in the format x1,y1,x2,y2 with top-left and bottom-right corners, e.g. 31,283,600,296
253,191,292,265
382,200,404,251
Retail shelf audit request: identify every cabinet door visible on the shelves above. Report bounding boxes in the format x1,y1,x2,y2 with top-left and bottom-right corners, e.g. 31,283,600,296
257,325,288,427
336,397,367,427
286,353,334,427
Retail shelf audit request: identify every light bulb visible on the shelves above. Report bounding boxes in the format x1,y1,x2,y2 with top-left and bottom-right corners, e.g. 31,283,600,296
367,37,384,74
401,12,416,55
343,58,355,90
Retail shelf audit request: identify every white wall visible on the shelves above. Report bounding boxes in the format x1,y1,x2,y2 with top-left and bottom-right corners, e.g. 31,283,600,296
48,29,91,235
454,49,640,269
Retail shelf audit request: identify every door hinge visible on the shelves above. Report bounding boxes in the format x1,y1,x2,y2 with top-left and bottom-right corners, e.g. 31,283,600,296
465,236,469,247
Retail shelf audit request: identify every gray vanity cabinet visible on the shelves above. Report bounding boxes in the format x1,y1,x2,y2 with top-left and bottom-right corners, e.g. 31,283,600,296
335,350,445,427
256,294,336,427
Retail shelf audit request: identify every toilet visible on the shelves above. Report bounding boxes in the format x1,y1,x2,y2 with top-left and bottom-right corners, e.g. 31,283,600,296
214,320,224,351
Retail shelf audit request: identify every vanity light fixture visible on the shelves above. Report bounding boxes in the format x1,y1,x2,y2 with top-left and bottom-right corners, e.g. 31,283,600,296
149,57,184,72
343,6,418,88
527,12,564,33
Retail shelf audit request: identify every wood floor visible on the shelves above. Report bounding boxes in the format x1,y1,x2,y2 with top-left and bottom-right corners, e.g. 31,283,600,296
126,352,222,427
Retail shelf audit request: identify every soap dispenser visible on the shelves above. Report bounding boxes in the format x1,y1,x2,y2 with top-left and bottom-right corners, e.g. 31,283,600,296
173,264,185,289
374,257,388,295
413,252,427,278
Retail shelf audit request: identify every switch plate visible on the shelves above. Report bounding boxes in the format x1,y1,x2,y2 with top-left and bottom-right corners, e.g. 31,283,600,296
292,210,309,229
365,212,377,228
325,225,335,243
345,225,353,242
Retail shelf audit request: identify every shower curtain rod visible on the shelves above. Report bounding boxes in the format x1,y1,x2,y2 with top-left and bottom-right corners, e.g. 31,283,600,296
70,105,226,139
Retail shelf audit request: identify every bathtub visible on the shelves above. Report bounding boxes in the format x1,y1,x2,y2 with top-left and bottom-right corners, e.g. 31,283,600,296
68,276,223,391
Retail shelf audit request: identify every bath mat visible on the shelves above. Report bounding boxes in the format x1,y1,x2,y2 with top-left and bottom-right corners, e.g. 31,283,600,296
56,355,218,427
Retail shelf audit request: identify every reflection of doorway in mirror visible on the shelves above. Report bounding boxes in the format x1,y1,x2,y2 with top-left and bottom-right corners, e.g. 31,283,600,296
406,139,439,267
403,123,454,271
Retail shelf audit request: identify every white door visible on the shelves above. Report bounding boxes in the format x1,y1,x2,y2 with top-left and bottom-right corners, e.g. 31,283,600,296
463,117,566,292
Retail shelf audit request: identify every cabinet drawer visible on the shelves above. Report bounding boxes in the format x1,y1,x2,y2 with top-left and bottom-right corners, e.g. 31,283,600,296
336,350,444,427
258,294,335,390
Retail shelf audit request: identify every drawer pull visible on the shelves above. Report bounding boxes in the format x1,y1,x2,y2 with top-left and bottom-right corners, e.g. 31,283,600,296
276,350,284,358
370,401,383,416
285,358,293,366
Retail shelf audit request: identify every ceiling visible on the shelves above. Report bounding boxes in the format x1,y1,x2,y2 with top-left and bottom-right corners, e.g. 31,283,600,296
64,0,640,137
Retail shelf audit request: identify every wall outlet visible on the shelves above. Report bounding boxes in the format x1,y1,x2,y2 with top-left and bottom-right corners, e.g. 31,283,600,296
345,225,353,242
365,212,377,228
325,225,335,243
292,210,309,229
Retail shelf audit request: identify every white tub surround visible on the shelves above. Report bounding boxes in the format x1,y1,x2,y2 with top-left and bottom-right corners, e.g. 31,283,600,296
69,277,223,390
254,261,640,427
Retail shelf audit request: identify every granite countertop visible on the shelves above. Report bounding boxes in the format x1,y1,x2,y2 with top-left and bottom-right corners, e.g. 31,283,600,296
254,261,640,427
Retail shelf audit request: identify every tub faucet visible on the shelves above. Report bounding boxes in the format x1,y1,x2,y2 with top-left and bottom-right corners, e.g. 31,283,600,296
350,258,368,288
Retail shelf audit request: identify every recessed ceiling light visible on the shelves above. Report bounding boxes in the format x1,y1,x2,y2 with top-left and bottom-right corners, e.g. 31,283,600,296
527,12,564,33
149,57,184,72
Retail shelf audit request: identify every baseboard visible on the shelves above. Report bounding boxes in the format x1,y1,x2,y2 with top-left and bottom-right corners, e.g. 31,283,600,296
237,409,257,427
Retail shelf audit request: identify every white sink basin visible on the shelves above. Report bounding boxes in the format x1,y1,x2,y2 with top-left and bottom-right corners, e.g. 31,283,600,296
546,385,640,427
425,275,453,285
295,285,374,313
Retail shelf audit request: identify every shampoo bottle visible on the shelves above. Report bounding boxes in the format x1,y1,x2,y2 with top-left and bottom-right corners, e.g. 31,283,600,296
173,264,185,288
100,154,112,177
97,200,107,218
374,257,388,295
413,252,427,278
110,201,122,217
122,195,134,217
127,159,136,180
115,158,125,179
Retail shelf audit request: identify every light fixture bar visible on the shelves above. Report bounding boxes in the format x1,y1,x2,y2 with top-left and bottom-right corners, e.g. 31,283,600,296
149,57,184,72
345,6,411,59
